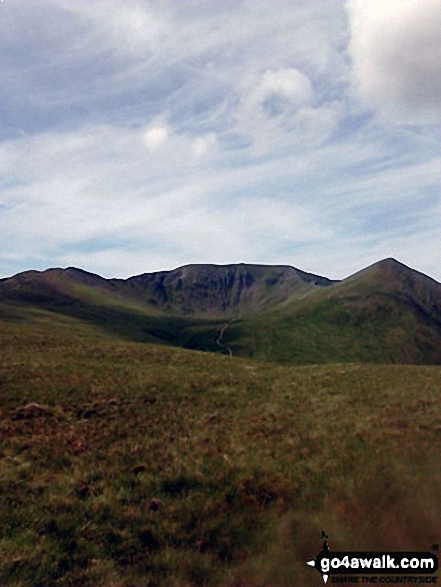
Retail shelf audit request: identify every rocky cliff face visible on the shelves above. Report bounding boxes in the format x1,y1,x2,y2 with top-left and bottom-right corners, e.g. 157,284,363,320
122,263,335,316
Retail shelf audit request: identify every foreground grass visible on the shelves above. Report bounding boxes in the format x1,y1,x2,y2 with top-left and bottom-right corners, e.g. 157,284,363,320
0,319,440,586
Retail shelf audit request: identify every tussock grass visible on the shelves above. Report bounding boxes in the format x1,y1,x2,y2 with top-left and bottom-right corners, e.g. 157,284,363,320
0,321,440,586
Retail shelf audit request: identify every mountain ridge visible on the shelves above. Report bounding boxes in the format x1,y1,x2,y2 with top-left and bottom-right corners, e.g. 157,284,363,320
1,258,440,364
1,262,338,318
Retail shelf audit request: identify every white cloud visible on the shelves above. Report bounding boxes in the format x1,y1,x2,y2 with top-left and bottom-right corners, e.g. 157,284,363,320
347,0,441,123
143,125,169,150
191,134,217,158
141,125,218,163
62,1,166,57
253,68,314,111
290,103,341,145
232,67,329,155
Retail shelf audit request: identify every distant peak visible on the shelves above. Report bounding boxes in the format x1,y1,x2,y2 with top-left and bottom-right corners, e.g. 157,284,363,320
64,266,97,275
359,257,408,274
376,258,420,273
379,257,401,266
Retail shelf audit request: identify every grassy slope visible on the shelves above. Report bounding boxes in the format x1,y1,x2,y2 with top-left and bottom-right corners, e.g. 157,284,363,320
228,260,441,365
0,276,222,351
0,319,440,586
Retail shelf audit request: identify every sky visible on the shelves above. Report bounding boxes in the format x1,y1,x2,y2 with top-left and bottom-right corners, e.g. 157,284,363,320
0,0,440,281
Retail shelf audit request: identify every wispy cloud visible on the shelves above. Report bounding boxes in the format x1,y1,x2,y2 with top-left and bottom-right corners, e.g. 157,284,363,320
0,0,439,281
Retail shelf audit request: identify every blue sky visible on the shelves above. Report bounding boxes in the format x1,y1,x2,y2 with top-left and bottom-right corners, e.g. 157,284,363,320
0,0,440,280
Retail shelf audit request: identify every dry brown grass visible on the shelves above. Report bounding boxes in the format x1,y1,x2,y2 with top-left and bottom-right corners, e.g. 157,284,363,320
0,320,440,585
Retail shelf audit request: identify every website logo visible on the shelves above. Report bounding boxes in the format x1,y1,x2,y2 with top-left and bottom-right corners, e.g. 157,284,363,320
306,532,438,584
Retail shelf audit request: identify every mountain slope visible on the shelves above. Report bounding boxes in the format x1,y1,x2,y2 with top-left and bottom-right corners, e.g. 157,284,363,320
1,259,440,364
0,263,333,317
228,258,441,364
122,263,335,316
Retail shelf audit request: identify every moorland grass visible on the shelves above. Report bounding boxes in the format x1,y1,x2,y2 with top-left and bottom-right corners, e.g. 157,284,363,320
0,319,440,586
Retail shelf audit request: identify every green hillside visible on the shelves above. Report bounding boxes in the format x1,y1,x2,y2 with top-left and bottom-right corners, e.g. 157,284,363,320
228,259,441,364
0,319,440,586
1,258,440,364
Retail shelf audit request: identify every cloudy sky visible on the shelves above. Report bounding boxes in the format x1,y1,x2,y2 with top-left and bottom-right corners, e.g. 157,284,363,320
0,0,440,280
